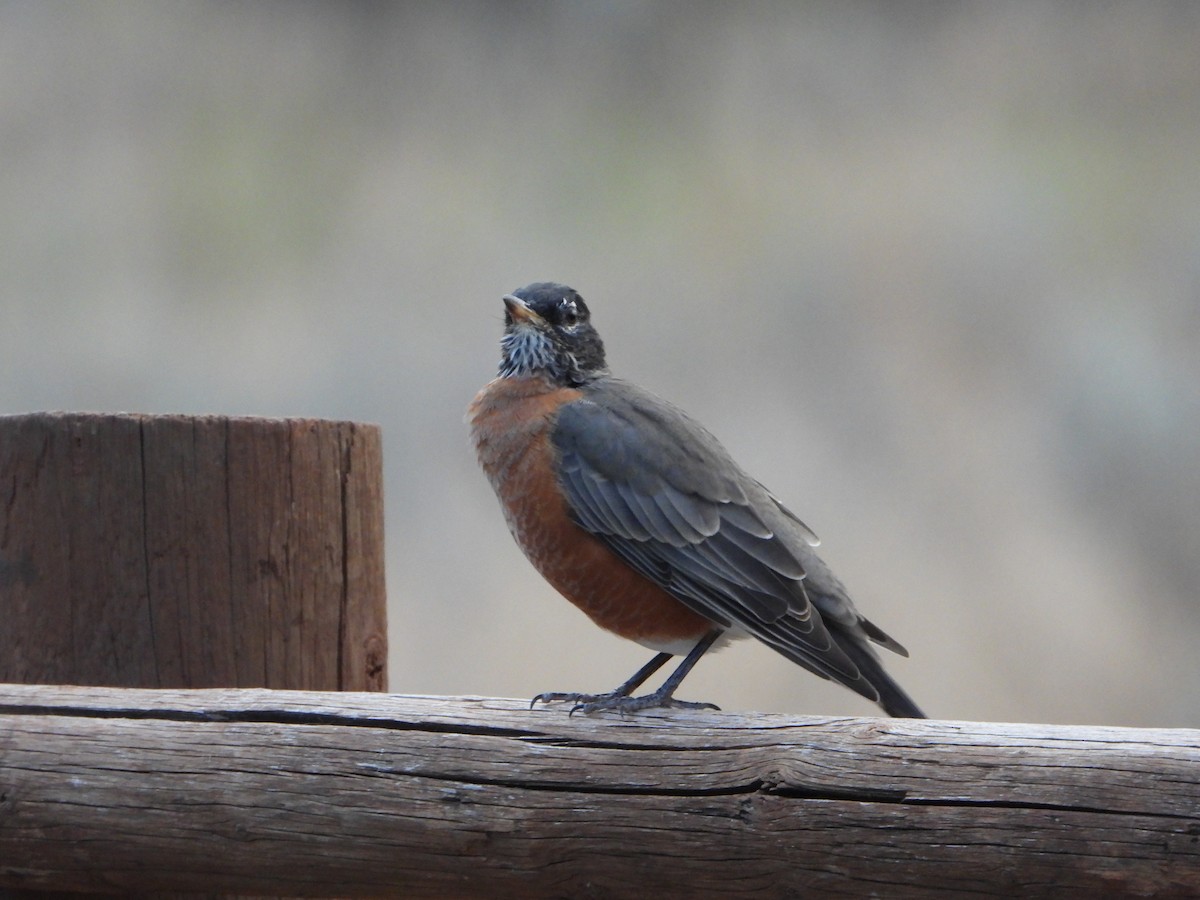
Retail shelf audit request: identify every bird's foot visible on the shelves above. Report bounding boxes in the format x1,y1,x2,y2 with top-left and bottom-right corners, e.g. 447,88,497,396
531,688,719,717
573,692,720,716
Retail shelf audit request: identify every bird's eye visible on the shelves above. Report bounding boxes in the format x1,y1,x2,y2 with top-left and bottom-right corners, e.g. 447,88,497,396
559,300,580,327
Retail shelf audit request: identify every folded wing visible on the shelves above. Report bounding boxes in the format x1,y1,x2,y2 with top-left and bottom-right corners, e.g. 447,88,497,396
552,377,907,704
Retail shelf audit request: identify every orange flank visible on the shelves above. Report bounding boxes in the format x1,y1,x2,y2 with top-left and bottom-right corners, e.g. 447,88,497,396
469,374,715,650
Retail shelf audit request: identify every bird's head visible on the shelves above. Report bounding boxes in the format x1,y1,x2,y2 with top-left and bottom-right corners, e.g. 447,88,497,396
497,282,608,385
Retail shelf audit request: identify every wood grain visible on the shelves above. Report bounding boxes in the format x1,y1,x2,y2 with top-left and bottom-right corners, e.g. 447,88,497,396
1,685,1197,898
0,413,387,692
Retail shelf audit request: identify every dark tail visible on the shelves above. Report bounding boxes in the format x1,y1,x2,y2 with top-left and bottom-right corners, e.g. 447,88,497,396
871,671,926,719
836,631,927,718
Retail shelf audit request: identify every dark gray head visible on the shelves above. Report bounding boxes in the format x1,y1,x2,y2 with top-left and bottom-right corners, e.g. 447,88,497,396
497,282,608,385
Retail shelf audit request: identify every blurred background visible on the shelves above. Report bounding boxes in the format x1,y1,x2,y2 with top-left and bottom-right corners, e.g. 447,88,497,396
2,2,1197,728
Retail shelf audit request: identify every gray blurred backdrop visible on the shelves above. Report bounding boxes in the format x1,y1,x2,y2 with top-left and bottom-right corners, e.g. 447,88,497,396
3,2,1197,727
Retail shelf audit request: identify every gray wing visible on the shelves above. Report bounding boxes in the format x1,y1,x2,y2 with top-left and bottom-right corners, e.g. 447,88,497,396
551,377,905,702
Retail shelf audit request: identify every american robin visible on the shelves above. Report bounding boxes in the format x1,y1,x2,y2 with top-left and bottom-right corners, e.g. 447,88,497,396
468,283,925,718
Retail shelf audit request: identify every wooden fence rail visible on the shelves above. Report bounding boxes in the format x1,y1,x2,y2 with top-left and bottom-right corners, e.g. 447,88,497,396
2,684,1197,898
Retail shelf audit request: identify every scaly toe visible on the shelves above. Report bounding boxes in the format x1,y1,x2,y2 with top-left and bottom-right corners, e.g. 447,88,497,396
530,690,609,709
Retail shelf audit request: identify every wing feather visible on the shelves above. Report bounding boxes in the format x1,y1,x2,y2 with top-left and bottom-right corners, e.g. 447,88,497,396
718,516,807,579
659,483,721,537
624,484,690,546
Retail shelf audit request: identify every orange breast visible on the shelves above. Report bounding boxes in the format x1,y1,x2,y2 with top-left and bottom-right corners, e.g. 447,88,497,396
468,375,714,650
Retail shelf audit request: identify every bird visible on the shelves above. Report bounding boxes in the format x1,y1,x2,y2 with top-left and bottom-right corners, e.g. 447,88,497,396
468,282,925,718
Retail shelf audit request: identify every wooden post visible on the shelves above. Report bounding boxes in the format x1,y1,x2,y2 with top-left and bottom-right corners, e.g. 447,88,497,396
0,413,387,692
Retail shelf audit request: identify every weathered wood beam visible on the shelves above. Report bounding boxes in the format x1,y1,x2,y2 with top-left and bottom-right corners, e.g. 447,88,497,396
2,685,1197,897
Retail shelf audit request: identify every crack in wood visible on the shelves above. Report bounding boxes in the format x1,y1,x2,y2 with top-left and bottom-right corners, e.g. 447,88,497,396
436,773,772,799
0,703,545,739
350,765,914,804
902,796,1200,821
516,734,763,752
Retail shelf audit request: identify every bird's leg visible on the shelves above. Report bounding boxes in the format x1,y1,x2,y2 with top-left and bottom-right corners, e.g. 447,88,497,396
531,631,722,715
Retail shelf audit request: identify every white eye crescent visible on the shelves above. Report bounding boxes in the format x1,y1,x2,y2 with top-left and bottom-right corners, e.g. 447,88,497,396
560,299,580,327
